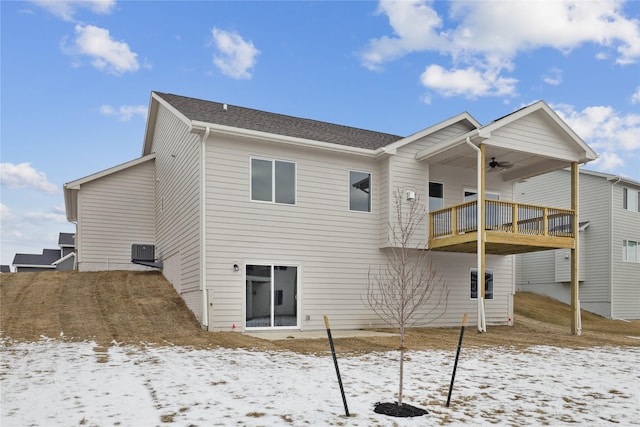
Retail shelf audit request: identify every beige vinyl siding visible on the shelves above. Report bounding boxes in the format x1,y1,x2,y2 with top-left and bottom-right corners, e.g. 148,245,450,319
488,111,581,161
577,173,611,303
386,122,475,247
204,135,383,331
611,183,640,319
151,105,203,320
378,157,390,247
203,130,512,331
76,159,155,271
515,170,639,318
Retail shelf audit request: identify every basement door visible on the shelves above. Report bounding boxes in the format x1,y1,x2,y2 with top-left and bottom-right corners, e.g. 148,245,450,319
245,264,299,329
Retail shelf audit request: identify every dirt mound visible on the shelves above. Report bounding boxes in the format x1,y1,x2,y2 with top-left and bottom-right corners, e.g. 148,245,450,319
1,271,639,352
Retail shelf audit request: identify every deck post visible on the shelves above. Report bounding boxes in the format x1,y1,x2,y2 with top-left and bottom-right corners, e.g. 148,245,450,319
571,162,581,335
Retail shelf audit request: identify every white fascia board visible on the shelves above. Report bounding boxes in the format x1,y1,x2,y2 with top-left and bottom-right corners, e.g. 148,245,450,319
415,129,481,161
190,121,388,158
64,153,156,190
388,112,481,153
483,101,598,163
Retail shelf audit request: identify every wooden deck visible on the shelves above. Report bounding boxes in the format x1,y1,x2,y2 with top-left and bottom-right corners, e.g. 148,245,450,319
429,200,575,255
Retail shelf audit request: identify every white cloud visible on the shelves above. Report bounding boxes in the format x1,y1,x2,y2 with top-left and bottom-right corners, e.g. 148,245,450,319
0,163,58,194
420,64,518,98
24,211,68,224
360,0,445,71
543,67,563,86
553,103,640,173
62,24,139,75
1,203,16,224
211,28,260,79
100,104,147,121
361,0,640,98
590,151,624,172
31,0,115,22
632,87,640,105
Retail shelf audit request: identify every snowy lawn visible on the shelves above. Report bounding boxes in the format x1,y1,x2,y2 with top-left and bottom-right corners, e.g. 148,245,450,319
1,338,639,426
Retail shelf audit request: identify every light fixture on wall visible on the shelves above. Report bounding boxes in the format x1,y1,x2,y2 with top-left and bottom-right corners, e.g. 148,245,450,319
233,264,239,272
406,190,416,201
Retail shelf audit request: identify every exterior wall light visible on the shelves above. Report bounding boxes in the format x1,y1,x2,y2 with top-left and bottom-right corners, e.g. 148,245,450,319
233,264,239,272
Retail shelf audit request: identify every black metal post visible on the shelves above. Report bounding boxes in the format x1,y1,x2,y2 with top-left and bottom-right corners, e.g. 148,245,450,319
324,315,349,416
446,313,468,407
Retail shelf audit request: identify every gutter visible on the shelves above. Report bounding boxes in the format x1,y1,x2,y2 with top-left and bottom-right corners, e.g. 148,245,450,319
201,126,211,329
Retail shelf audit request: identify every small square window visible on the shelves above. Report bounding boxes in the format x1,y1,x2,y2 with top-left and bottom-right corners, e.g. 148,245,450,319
470,268,493,299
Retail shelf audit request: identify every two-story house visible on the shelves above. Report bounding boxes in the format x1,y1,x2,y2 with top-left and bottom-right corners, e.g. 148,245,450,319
516,169,640,320
64,92,597,332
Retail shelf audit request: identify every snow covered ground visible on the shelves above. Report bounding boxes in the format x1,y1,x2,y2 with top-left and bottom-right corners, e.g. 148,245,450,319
1,338,639,426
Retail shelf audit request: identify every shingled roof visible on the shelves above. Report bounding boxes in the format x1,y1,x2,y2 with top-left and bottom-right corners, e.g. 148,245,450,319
155,92,403,150
12,249,61,267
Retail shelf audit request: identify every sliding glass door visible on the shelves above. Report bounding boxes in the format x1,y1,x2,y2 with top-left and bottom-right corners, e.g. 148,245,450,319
245,264,298,329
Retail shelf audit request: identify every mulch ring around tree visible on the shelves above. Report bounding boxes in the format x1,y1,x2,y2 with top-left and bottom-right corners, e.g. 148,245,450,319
374,402,428,417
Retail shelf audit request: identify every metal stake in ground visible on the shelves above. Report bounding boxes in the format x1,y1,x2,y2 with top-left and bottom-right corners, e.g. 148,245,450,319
446,313,468,407
324,315,349,417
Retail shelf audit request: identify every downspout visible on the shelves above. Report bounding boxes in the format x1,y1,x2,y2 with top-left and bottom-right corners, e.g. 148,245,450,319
608,177,621,319
465,137,486,332
201,126,211,329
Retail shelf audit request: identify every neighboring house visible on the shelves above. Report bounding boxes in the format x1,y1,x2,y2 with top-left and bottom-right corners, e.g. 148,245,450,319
1,265,10,273
516,169,640,320
12,233,76,272
64,92,596,332
59,232,76,258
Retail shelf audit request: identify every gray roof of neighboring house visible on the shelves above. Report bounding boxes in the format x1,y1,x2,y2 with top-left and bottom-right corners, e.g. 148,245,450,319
13,249,61,266
0,265,10,273
155,92,403,150
58,232,75,247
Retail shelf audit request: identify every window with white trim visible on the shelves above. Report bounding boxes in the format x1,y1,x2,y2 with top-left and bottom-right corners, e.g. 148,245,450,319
470,268,494,299
251,158,296,204
349,171,371,212
622,188,640,212
623,240,639,263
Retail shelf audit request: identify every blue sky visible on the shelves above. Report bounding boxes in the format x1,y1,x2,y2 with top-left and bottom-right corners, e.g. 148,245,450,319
1,0,639,267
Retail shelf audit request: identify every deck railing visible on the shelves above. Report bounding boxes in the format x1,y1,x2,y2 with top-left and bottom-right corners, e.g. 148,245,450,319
430,200,574,240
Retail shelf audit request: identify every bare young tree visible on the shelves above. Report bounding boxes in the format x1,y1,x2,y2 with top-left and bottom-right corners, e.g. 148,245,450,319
365,188,449,408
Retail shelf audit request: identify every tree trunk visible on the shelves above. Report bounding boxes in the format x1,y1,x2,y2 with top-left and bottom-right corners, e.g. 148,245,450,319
398,327,405,406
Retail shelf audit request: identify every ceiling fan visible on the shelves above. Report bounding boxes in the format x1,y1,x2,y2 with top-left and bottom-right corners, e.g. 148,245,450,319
487,157,513,171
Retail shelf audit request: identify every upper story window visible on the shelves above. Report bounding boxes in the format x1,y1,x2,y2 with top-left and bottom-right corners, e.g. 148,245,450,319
623,240,639,263
349,171,371,212
429,182,443,212
623,188,640,212
251,158,296,204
